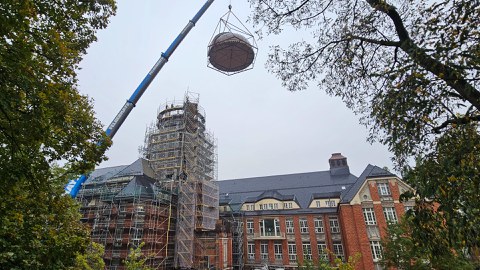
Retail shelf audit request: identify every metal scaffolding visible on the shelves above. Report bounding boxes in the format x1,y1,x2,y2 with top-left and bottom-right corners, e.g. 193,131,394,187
142,92,219,269
76,159,177,270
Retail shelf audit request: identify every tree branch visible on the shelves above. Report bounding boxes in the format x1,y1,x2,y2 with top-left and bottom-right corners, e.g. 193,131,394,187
348,34,400,47
365,0,480,111
433,115,480,133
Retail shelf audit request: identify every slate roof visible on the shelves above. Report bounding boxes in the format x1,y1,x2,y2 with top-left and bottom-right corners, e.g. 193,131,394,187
244,190,295,203
340,164,396,203
217,170,358,212
115,175,156,200
85,158,155,185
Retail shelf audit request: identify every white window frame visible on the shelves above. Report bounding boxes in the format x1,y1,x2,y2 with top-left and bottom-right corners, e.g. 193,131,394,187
260,242,269,260
246,220,254,234
377,182,391,196
286,219,294,234
260,218,280,236
302,242,312,260
247,243,255,260
404,205,414,212
383,207,398,223
325,200,336,207
314,218,324,233
288,243,297,262
370,241,382,261
299,218,309,234
132,228,143,240
333,242,345,261
363,208,377,225
317,243,328,260
274,242,283,260
316,200,321,208
329,216,340,233
223,241,228,263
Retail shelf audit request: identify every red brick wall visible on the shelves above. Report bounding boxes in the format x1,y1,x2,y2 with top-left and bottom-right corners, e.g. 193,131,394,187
339,204,375,270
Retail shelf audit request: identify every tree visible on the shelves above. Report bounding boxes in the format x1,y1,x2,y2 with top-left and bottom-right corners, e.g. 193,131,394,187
400,124,480,266
382,215,475,270
249,0,480,265
0,0,116,269
123,243,153,270
299,252,361,270
249,0,479,165
71,242,106,270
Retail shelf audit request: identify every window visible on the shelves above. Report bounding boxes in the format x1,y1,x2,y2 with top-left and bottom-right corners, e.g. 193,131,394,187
404,205,414,213
370,241,382,261
259,204,263,210
317,242,328,260
284,202,293,209
274,242,283,260
316,201,321,208
268,203,273,210
246,220,254,234
261,242,269,260
333,242,345,261
286,219,294,234
329,216,340,233
314,218,324,233
132,228,143,240
363,208,377,225
383,207,398,223
274,203,278,209
223,241,228,263
114,228,122,240
246,204,254,211
325,200,336,207
299,218,309,233
302,242,312,260
288,243,297,262
247,243,255,260
377,182,391,196
260,219,281,236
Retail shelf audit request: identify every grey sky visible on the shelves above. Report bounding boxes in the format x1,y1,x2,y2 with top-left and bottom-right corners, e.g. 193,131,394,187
77,0,394,180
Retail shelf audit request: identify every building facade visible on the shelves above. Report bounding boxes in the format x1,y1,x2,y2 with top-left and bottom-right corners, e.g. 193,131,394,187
78,93,224,270
218,153,415,270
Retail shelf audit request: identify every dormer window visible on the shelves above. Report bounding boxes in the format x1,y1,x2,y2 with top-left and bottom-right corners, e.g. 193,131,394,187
325,200,336,207
284,202,293,209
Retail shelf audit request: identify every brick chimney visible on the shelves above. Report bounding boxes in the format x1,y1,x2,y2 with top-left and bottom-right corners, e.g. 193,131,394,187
329,153,350,175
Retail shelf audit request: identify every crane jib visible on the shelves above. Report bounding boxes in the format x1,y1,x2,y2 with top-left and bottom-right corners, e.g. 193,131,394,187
65,0,215,198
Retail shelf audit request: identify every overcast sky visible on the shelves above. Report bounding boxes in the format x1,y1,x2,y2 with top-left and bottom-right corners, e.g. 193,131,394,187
77,0,394,180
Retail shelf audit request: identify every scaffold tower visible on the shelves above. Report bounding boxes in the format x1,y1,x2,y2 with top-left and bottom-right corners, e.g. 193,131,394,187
142,92,219,269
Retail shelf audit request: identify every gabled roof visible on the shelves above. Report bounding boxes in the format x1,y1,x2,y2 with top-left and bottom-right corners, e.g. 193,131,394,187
244,190,295,203
85,158,155,185
217,170,358,211
115,175,156,200
340,164,396,203
312,191,342,199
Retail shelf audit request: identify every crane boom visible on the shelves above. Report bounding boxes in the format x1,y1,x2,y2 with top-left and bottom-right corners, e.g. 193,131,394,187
65,0,215,197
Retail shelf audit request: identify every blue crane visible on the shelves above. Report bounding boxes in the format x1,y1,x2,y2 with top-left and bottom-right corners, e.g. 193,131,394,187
65,0,215,197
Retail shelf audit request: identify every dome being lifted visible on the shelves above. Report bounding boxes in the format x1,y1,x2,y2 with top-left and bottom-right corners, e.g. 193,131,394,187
208,32,255,73
207,6,257,75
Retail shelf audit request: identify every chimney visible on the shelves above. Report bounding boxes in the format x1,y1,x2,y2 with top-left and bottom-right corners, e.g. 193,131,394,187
329,153,350,175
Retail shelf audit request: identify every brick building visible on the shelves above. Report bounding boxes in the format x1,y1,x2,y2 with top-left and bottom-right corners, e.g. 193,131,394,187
78,152,413,269
218,153,414,270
